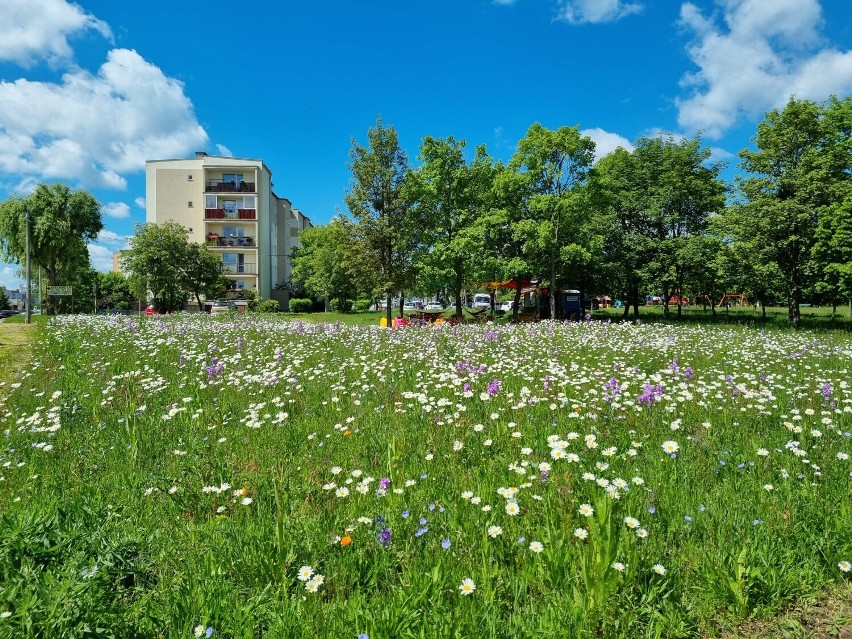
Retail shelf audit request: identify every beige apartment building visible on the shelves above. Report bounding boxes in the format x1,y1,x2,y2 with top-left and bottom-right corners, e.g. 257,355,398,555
145,152,311,308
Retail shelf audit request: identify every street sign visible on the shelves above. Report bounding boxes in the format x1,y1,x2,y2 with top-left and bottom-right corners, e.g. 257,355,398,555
47,286,73,296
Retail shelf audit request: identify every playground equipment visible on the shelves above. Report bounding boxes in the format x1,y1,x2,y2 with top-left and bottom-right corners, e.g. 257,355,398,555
718,293,749,307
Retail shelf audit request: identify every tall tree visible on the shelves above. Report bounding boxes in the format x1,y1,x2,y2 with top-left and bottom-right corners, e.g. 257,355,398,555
812,193,852,316
591,147,655,319
509,123,596,319
291,216,360,311
737,96,852,327
345,116,416,326
636,135,727,318
410,137,497,319
122,221,222,312
0,183,103,314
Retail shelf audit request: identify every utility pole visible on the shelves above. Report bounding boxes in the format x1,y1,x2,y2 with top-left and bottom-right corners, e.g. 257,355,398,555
25,202,31,325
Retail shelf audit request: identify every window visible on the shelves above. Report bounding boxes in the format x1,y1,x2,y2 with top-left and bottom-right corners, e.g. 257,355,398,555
242,195,256,209
236,280,246,290
205,195,217,209
188,174,194,181
187,201,194,208
223,173,244,188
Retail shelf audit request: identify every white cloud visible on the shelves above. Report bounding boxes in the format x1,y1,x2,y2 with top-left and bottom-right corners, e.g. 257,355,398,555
0,0,112,68
677,0,852,137
102,202,131,219
134,197,146,209
88,243,117,273
215,144,234,157
557,0,643,24
0,48,209,189
97,229,128,245
493,0,518,5
581,127,634,161
0,266,24,292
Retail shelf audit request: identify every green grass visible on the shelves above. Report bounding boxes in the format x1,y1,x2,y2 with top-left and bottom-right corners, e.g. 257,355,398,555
0,315,850,637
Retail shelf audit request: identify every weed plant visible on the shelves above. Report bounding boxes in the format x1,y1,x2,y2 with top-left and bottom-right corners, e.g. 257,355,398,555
0,315,850,638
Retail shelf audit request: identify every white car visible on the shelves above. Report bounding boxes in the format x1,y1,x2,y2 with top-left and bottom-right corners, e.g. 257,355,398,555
424,302,444,311
499,300,515,312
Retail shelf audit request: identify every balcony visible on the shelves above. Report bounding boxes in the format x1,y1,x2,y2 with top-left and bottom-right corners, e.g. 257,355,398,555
206,180,255,193
223,263,256,275
205,209,257,220
206,235,255,248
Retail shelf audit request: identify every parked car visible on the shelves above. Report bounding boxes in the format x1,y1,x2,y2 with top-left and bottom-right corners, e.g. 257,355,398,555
424,302,444,311
499,300,515,312
0,310,13,318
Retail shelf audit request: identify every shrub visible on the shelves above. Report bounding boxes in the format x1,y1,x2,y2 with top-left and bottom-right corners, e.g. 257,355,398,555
288,298,313,313
331,299,353,313
354,298,372,312
255,299,280,313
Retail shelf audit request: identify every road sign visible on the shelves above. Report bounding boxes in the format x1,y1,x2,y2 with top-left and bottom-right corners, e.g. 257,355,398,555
47,286,73,296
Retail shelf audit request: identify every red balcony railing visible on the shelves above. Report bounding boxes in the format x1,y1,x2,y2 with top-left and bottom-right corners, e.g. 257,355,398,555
205,209,257,220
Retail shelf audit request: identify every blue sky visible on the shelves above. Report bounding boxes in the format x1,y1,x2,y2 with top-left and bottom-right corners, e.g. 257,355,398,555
1,0,851,291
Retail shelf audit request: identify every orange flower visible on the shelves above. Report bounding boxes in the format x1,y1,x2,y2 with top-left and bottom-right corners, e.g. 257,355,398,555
340,536,352,547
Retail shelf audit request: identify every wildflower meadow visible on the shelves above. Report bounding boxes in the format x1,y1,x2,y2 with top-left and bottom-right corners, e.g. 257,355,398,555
0,315,850,638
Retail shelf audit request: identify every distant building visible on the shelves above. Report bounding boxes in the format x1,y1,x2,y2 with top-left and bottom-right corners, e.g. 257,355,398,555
144,152,312,308
5,288,27,311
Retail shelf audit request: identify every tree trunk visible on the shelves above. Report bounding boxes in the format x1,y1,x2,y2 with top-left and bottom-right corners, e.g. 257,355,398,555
662,284,670,318
788,277,801,329
398,292,404,319
454,264,463,320
549,257,557,321
385,292,392,327
632,287,640,319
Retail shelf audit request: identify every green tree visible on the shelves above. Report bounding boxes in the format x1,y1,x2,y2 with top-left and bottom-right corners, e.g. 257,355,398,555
0,288,9,310
95,271,137,311
291,217,360,311
591,147,655,319
0,183,103,314
122,221,222,312
737,96,852,327
637,135,727,318
345,116,417,326
812,193,852,316
410,136,497,319
509,123,596,319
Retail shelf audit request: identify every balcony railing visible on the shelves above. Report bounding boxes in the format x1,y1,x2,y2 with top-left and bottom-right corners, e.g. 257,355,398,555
206,236,255,248
223,263,256,275
205,209,257,220
206,180,255,193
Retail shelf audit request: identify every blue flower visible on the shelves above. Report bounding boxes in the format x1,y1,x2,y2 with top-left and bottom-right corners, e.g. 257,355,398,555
684,515,692,522
441,538,451,550
401,510,410,519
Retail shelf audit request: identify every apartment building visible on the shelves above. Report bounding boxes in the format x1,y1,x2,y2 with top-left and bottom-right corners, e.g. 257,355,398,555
145,153,311,307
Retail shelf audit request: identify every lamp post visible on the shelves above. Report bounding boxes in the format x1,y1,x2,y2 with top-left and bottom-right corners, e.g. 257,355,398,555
25,201,31,325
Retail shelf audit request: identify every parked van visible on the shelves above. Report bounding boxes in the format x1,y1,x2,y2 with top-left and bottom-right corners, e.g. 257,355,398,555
472,293,491,310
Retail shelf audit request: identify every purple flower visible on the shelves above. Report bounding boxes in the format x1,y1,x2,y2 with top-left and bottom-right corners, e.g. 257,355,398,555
463,383,472,393
486,379,501,396
378,527,392,548
540,469,549,482
415,526,428,538
683,366,694,380
379,478,390,489
821,382,833,398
